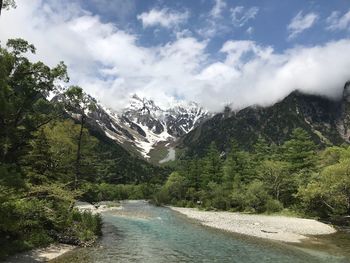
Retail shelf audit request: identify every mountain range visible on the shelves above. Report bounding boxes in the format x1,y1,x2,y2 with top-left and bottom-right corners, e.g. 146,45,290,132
179,83,350,157
58,82,350,164
60,94,210,163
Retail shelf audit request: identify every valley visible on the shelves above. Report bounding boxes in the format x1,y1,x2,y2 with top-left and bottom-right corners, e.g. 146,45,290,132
2,1,350,262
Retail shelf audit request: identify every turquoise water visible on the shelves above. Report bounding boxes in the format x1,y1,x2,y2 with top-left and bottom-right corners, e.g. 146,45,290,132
54,201,349,263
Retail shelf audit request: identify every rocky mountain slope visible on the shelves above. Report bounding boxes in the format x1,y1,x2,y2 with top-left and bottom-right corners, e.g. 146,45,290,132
179,83,350,157
56,82,350,163
57,94,209,161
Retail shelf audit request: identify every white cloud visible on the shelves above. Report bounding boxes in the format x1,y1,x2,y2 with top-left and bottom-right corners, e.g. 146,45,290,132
246,26,254,35
287,11,318,39
196,0,229,39
1,0,350,113
231,6,259,27
196,18,230,38
326,10,350,31
197,39,350,110
137,8,189,29
210,0,226,18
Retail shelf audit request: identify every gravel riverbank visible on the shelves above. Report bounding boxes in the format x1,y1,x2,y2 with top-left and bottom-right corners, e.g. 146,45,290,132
170,207,336,243
4,244,76,263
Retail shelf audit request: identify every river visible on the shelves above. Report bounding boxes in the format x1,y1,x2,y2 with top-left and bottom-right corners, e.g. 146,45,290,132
52,201,350,263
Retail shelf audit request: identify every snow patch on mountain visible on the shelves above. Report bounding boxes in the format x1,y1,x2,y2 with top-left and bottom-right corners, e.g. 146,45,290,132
58,92,210,159
99,95,209,159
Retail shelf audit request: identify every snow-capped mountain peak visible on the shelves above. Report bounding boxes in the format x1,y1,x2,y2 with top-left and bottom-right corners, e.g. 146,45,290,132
62,93,210,160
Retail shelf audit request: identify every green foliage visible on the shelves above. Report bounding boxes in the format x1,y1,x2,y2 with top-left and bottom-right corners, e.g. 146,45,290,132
282,128,316,172
265,199,284,214
202,142,223,186
223,140,252,187
62,86,97,189
204,182,231,210
0,38,67,163
298,157,350,217
253,137,271,162
258,160,293,205
0,38,170,260
64,210,102,243
243,180,270,213
81,182,159,203
155,130,350,219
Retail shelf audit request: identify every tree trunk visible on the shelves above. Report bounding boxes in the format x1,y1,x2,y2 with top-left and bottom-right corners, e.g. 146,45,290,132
74,115,84,189
322,198,335,212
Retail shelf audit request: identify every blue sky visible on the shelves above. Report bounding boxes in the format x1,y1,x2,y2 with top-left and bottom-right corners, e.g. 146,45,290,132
78,0,350,52
1,0,350,111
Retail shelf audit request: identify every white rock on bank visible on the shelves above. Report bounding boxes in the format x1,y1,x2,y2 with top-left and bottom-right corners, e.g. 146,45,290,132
5,244,76,262
75,202,122,215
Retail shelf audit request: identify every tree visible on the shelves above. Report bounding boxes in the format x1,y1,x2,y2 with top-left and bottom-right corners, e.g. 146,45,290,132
0,0,16,15
205,182,230,210
258,160,292,204
318,146,350,168
187,158,202,191
42,120,98,185
244,180,271,213
63,86,96,189
298,159,350,217
0,39,102,259
23,128,53,185
223,140,251,188
164,172,188,202
282,128,316,172
0,38,68,163
202,142,223,186
253,137,271,162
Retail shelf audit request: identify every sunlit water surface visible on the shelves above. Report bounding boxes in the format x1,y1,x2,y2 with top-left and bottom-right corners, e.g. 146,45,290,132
53,201,350,263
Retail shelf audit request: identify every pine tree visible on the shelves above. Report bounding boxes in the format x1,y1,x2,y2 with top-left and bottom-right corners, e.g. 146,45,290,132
188,158,202,191
282,128,317,172
23,129,53,185
202,142,223,187
223,140,253,188
253,137,270,162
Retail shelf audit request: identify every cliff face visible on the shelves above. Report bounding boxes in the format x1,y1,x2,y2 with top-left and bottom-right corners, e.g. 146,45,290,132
179,87,350,156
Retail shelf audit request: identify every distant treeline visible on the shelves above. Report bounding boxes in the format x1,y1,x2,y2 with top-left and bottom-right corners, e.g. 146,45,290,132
154,128,350,219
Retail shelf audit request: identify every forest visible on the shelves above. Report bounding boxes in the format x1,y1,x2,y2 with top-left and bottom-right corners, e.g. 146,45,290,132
0,38,166,259
155,130,350,219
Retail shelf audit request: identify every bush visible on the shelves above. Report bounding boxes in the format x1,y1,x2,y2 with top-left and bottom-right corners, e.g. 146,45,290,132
186,201,195,208
230,189,245,211
81,183,161,203
74,211,102,242
244,181,271,213
265,199,283,213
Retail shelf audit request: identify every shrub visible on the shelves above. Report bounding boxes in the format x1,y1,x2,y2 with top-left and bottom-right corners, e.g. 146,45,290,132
244,181,271,213
265,199,283,213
